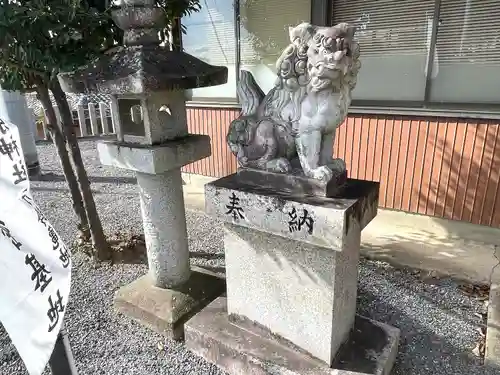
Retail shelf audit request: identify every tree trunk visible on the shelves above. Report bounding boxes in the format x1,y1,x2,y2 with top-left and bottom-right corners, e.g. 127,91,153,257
171,18,183,52
35,82,90,241
50,79,111,261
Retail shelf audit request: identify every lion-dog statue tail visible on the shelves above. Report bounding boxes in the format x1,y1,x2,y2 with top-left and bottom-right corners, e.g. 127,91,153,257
226,68,296,173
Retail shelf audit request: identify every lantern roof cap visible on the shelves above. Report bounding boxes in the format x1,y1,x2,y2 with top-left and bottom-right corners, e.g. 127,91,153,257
58,46,228,95
57,0,227,94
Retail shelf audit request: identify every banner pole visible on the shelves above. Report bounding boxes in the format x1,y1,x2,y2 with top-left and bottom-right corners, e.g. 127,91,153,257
48,323,78,375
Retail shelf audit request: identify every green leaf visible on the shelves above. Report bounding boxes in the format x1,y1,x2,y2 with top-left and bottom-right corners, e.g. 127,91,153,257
0,0,201,91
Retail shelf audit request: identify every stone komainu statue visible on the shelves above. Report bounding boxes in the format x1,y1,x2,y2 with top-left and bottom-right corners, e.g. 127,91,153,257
226,22,361,182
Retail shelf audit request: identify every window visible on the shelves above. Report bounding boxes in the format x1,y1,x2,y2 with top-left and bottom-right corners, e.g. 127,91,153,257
333,0,436,102
333,0,500,108
182,0,237,101
430,0,500,104
239,0,311,94
181,0,500,110
182,0,311,102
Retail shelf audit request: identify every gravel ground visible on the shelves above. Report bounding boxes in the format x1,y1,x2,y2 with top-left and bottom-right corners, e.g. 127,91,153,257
0,139,494,375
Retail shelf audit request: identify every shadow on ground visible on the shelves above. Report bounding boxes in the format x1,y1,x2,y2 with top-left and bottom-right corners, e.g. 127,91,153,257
357,260,492,375
357,287,492,374
361,228,497,285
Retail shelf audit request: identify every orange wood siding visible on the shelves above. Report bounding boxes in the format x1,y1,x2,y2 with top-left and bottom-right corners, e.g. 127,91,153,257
337,115,500,227
182,107,240,177
184,107,500,228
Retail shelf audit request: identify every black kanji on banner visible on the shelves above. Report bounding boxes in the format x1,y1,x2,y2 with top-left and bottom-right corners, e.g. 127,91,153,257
0,120,7,135
0,136,20,161
25,253,53,293
0,220,10,237
21,193,47,226
21,192,33,206
58,245,70,269
37,209,47,226
35,207,47,226
47,226,59,250
48,226,70,268
47,289,65,332
12,162,27,185
0,219,23,250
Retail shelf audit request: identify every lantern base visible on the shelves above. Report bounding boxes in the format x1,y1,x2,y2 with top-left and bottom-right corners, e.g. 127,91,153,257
114,267,225,340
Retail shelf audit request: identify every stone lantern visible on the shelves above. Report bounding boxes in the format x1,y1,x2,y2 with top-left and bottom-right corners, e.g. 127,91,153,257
58,0,227,338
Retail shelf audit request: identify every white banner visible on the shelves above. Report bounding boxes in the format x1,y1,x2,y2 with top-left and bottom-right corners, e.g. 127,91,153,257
0,119,72,375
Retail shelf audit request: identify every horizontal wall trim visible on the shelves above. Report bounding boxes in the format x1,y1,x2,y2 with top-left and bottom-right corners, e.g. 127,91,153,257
186,100,500,121
350,106,500,121
186,100,241,109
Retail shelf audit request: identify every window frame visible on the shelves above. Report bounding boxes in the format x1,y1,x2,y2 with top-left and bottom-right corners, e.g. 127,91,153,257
182,0,240,104
332,0,500,116
186,0,322,106
186,0,500,118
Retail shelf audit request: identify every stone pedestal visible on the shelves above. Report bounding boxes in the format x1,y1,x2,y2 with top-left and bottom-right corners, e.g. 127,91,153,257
185,172,399,374
98,135,225,339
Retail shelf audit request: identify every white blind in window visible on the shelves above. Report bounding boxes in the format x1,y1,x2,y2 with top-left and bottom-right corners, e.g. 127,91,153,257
239,0,311,66
183,0,236,66
436,0,500,65
182,0,237,99
332,0,437,101
430,0,500,103
332,0,435,56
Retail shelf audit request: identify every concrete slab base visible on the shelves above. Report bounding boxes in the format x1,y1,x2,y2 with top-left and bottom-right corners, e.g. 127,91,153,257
185,297,400,375
114,267,225,340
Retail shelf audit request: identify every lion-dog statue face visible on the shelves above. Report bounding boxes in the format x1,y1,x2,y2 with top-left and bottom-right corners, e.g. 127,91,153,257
288,22,360,92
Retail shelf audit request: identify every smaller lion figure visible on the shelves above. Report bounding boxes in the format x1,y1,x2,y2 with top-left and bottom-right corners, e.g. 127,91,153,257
226,22,361,182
